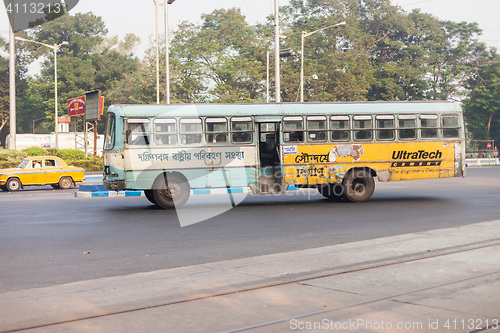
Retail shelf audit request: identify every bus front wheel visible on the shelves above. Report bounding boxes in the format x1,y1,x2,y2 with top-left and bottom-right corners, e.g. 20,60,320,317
144,190,157,205
152,173,190,209
342,170,375,203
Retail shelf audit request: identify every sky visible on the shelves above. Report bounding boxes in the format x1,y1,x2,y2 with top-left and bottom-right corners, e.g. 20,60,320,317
1,0,500,58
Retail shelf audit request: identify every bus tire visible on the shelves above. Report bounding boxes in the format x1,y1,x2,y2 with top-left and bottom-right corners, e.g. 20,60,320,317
318,184,344,201
6,178,22,192
58,176,74,189
144,189,157,205
152,173,190,209
342,169,375,203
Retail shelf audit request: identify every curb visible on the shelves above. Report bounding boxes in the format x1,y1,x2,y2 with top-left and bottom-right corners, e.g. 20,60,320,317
75,185,302,198
75,187,251,198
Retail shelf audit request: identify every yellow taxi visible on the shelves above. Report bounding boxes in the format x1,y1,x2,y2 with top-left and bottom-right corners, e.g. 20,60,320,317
0,156,85,191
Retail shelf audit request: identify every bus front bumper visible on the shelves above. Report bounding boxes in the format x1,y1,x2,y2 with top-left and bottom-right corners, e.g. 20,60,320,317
104,180,126,191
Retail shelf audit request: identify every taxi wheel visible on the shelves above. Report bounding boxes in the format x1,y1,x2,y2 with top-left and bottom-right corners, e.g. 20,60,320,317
6,178,22,192
152,173,190,209
58,177,74,189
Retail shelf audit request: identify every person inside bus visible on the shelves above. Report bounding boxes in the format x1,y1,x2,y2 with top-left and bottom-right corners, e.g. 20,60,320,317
126,129,150,145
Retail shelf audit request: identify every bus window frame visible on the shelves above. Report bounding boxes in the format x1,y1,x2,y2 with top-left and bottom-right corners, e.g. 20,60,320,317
283,116,304,143
398,115,417,141
330,115,350,142
180,118,203,145
375,115,395,141
153,118,177,146
205,117,229,144
230,116,253,144
306,116,327,142
353,115,373,142
441,114,460,139
420,114,439,140
126,118,150,146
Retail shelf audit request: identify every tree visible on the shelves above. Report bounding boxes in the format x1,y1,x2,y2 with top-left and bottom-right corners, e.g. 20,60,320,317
0,37,9,135
462,59,500,142
14,13,143,133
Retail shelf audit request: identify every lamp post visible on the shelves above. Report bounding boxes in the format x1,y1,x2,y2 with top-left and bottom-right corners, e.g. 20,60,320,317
15,37,68,149
274,0,281,103
165,0,176,104
153,0,163,104
300,21,346,102
154,0,175,104
9,0,15,149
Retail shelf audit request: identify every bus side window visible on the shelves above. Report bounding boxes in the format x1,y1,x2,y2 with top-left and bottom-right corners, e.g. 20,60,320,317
441,115,460,138
376,115,395,141
306,116,327,142
206,118,228,144
330,116,350,142
154,118,177,146
126,119,150,145
180,118,202,145
283,116,304,143
398,115,416,140
231,117,253,144
353,115,372,141
420,115,438,139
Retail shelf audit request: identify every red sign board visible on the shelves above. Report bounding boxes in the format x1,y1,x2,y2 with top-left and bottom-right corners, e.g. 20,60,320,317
68,96,86,117
487,143,492,149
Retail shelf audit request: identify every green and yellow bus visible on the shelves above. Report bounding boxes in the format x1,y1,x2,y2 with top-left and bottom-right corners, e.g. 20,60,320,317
103,102,466,209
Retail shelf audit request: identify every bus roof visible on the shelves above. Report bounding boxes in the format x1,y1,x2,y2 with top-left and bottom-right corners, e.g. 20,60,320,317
107,101,462,118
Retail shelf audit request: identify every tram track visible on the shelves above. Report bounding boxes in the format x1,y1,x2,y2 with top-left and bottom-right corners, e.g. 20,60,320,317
2,236,500,333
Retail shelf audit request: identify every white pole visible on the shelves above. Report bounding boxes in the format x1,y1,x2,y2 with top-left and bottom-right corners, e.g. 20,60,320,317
266,51,270,103
154,1,160,104
54,45,59,149
274,0,280,103
165,0,170,104
9,0,16,149
300,32,305,103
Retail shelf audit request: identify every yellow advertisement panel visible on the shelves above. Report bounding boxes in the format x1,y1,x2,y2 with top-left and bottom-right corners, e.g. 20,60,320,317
282,142,456,186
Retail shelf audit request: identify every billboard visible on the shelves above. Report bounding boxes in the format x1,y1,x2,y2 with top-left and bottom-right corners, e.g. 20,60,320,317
67,96,86,117
85,90,102,121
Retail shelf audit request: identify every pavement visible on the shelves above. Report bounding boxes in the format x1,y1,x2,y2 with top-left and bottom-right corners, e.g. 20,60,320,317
1,219,500,333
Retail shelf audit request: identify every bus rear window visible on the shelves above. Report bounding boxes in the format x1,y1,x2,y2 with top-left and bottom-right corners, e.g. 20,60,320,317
442,115,460,138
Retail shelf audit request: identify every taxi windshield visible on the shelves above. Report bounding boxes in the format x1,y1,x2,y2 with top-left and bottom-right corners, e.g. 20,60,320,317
18,159,29,169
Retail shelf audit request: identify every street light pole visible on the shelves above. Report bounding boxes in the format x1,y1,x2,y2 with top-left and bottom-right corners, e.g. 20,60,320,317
300,21,346,102
9,0,16,149
165,0,176,104
15,37,68,149
153,0,163,104
274,0,280,103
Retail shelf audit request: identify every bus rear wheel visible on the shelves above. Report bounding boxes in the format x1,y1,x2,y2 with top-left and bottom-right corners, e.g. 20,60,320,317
342,169,375,203
318,184,345,201
152,173,190,209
